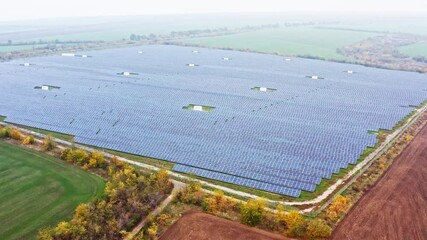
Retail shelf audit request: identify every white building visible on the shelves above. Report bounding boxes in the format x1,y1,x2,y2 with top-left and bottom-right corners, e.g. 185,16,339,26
188,64,196,67
193,105,204,111
123,72,131,76
41,85,49,91
223,57,230,61
311,76,319,80
260,87,268,92
23,63,31,66
61,53,76,57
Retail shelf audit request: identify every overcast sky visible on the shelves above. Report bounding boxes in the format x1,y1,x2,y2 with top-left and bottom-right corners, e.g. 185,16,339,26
2,0,427,22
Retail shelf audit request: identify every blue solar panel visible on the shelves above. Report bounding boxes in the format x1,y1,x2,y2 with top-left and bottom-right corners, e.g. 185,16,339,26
0,45,426,197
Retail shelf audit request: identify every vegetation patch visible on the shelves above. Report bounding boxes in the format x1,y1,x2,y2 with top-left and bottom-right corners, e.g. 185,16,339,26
0,141,105,240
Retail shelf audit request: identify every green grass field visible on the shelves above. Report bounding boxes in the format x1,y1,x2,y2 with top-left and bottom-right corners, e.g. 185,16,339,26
176,26,378,60
399,42,427,58
0,141,105,240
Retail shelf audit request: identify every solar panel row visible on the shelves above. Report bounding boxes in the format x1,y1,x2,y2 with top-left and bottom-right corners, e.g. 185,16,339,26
0,45,426,197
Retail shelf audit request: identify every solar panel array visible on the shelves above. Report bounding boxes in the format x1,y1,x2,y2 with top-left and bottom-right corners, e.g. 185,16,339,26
0,45,426,197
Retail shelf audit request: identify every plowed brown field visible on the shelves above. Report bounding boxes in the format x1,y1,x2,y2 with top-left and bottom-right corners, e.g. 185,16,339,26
160,211,290,240
332,125,427,240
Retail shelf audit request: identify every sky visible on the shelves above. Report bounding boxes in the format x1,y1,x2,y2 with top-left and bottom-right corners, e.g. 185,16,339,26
2,0,427,22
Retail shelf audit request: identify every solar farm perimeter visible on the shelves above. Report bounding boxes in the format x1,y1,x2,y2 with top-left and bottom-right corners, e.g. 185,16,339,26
0,45,426,197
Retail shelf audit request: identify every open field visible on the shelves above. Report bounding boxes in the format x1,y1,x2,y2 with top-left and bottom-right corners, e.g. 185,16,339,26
0,44,49,53
332,124,427,240
160,211,289,240
399,42,427,58
0,141,105,240
176,26,378,60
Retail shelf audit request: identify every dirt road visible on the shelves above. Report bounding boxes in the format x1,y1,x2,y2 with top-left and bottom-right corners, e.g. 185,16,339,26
332,125,427,240
160,211,290,240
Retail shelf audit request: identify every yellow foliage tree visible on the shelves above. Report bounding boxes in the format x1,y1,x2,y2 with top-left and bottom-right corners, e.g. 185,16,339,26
240,198,266,226
147,222,158,240
283,210,306,238
204,190,228,213
42,135,56,151
23,135,35,145
9,129,23,140
306,219,331,240
155,169,170,193
405,133,413,142
326,195,351,222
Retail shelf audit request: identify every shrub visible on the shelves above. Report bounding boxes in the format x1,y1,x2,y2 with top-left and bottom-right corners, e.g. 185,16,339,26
23,135,35,145
305,219,331,240
177,180,204,205
88,152,105,168
0,127,10,138
240,198,266,226
146,222,158,240
69,149,89,165
60,148,72,160
326,195,351,222
42,135,56,151
9,129,23,140
283,210,306,238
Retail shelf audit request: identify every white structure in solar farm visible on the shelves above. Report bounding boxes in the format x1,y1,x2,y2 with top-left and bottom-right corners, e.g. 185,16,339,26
41,85,50,91
193,105,204,111
285,58,292,61
138,51,143,54
192,50,199,53
61,53,76,57
306,75,324,80
21,63,31,67
187,63,197,67
223,57,230,61
346,70,355,74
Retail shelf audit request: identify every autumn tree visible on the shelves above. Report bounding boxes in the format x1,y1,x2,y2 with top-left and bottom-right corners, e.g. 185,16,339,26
282,210,306,238
147,222,158,240
178,179,204,204
203,190,229,213
240,198,266,226
326,195,351,222
305,219,331,240
88,151,105,168
9,129,23,140
0,127,9,138
42,135,56,151
154,169,172,194
23,135,35,145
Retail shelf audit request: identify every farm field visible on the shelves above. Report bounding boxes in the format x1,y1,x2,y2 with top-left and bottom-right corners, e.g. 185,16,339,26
160,211,289,240
176,26,378,60
0,141,105,240
0,44,48,53
399,42,427,58
1,45,426,198
332,124,427,240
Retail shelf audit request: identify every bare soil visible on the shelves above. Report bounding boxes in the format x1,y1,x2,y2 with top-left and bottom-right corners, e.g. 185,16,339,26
160,211,290,240
332,125,427,240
